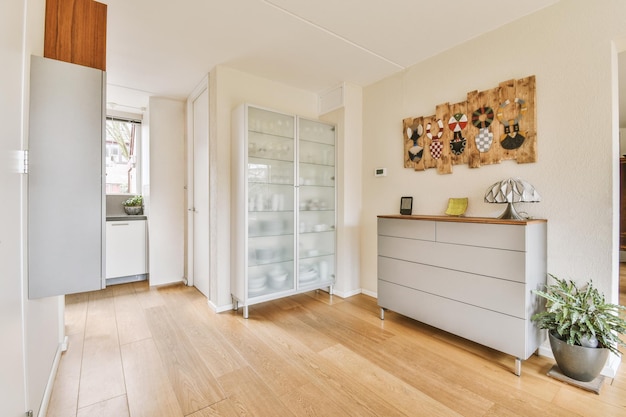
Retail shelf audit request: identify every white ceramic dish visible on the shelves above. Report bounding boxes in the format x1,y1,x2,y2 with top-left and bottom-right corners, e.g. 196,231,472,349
299,269,318,283
249,273,267,289
269,273,288,289
248,285,267,296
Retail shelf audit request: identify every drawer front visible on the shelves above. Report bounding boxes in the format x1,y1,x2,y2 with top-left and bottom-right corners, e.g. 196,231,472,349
378,235,434,260
377,281,528,358
378,235,526,282
378,218,435,241
378,256,525,318
436,222,526,251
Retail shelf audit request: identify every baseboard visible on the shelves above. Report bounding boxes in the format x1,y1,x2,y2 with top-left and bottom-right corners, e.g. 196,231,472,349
538,342,621,378
208,299,235,314
360,288,377,299
38,336,68,417
331,287,362,298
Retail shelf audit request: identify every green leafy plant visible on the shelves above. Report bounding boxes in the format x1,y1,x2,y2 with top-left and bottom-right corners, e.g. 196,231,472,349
122,195,143,207
531,274,626,356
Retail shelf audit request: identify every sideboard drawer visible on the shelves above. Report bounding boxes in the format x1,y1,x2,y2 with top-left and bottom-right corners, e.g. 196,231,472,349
436,221,527,251
378,217,435,241
378,234,527,282
377,256,526,318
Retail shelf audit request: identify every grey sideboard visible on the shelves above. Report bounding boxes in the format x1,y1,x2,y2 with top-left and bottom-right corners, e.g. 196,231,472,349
377,215,547,375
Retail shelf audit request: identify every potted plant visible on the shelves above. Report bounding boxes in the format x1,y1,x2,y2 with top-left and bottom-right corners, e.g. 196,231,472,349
122,195,143,215
531,274,626,381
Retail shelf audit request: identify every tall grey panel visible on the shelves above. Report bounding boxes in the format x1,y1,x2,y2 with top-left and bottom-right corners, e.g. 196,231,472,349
28,56,105,298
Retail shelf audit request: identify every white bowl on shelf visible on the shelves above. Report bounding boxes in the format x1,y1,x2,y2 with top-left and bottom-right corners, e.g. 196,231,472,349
268,271,289,289
299,264,318,283
248,285,266,296
249,272,267,289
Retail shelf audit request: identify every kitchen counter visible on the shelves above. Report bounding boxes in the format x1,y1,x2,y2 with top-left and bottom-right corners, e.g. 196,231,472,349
106,215,147,221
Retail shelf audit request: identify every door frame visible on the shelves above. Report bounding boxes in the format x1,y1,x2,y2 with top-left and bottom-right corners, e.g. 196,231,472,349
186,76,210,291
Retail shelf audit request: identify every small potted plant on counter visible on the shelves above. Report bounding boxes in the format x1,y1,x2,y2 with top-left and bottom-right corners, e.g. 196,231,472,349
122,195,143,215
531,274,626,382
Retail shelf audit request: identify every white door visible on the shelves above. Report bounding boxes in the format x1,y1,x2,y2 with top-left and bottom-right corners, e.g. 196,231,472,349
191,86,210,297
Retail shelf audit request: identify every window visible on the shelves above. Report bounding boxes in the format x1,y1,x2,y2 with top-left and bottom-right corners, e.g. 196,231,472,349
105,117,141,194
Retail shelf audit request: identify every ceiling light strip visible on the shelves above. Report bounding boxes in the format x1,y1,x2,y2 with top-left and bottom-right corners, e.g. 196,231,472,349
261,0,405,70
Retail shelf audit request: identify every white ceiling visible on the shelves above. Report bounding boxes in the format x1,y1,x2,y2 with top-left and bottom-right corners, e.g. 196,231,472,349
102,0,559,111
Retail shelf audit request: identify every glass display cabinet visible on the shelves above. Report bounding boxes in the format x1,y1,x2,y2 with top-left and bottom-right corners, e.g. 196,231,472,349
231,104,336,318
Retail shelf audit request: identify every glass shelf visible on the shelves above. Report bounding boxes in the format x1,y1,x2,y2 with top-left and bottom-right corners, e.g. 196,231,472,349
299,229,335,235
299,251,333,260
248,129,294,140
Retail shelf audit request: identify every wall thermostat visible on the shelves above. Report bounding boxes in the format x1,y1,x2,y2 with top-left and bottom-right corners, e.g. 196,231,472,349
374,167,387,177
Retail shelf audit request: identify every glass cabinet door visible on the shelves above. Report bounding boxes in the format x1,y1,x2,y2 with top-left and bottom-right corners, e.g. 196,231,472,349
297,118,336,289
247,107,295,298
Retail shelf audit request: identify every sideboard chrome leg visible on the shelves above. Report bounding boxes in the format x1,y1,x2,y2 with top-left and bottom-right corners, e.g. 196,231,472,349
243,305,249,319
380,307,385,320
515,358,522,376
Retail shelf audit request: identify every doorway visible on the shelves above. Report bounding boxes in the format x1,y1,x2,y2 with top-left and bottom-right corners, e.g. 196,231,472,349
188,80,210,297
617,46,626,305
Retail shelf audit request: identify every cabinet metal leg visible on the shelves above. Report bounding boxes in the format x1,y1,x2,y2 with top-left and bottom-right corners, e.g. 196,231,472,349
515,358,522,376
380,307,385,320
243,305,249,319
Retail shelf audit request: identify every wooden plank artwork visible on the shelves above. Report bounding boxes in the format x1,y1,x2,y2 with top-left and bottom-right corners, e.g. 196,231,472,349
403,76,536,174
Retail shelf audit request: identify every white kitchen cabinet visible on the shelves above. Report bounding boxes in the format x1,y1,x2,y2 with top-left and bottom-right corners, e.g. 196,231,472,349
231,104,336,318
28,55,105,298
106,219,147,280
377,215,547,375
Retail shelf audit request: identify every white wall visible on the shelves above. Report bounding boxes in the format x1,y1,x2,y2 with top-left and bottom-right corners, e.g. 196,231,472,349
1,0,29,414
320,83,363,297
210,66,319,308
24,0,67,413
1,0,65,416
146,97,186,286
361,0,626,302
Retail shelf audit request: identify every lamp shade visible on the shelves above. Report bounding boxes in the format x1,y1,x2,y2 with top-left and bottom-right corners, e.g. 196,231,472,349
484,178,541,219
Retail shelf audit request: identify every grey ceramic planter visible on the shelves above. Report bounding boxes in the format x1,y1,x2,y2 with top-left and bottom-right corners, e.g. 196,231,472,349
549,331,609,382
124,206,143,215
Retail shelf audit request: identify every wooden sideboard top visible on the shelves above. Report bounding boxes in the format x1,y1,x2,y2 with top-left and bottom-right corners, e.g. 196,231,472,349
377,214,547,225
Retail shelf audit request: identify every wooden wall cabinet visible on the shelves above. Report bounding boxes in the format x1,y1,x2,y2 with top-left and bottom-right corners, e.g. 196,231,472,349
377,215,547,375
44,0,107,71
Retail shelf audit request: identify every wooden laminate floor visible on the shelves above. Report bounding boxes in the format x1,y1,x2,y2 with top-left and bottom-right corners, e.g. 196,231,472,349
47,273,626,417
